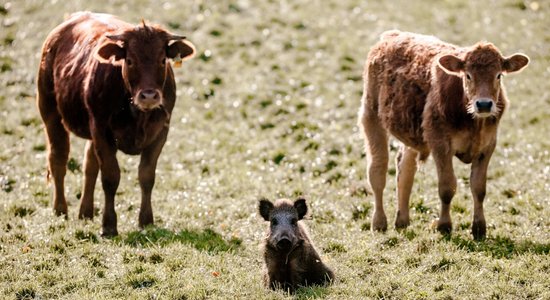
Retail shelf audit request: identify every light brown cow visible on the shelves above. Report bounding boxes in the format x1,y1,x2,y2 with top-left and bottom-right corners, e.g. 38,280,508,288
358,30,529,239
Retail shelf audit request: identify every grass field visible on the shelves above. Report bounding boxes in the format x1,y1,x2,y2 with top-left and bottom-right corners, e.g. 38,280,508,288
1,0,549,299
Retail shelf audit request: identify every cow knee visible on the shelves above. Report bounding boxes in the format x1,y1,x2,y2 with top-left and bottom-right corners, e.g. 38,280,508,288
439,188,455,205
101,175,120,196
474,190,486,202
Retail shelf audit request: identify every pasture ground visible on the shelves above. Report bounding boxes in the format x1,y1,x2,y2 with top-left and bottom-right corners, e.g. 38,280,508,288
0,0,549,299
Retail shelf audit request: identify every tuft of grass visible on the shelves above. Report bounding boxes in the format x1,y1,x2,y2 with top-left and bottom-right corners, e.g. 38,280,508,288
10,206,34,217
295,285,329,299
380,236,400,249
430,257,455,272
413,200,430,214
323,242,347,253
1,176,15,193
127,274,156,289
67,157,81,173
351,202,372,220
15,287,36,300
74,230,99,243
272,152,285,165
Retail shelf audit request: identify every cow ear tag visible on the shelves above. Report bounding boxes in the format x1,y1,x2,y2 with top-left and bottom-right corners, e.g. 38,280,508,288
173,54,182,68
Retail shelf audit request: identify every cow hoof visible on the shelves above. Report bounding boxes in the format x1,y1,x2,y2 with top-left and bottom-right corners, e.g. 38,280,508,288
395,212,410,229
372,211,388,232
78,210,94,220
472,220,486,240
54,205,68,217
139,214,154,228
395,219,410,229
436,219,452,235
101,227,118,237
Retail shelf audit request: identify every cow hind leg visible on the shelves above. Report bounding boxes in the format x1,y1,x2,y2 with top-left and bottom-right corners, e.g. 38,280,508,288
37,95,70,216
359,105,389,232
395,146,419,229
78,140,98,220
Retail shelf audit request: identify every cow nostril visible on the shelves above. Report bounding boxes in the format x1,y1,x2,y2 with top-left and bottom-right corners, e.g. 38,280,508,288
475,99,493,112
139,89,160,101
276,238,292,250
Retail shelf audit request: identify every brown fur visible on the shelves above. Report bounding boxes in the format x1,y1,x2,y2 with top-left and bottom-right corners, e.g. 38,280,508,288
359,30,529,239
259,198,334,292
36,12,195,236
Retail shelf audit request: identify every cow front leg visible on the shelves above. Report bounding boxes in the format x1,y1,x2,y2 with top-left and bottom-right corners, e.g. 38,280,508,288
138,128,168,228
395,146,419,229
92,129,120,237
432,149,456,235
79,140,98,219
470,145,495,240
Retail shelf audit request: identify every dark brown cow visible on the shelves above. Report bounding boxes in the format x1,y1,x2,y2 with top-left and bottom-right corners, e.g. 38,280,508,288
37,12,195,236
358,30,529,239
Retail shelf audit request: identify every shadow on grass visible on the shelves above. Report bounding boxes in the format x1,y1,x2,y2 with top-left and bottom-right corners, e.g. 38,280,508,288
122,226,242,254
445,234,550,259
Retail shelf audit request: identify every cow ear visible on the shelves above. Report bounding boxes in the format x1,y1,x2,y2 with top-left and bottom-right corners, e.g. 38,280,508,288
259,198,274,221
438,54,464,76
503,53,529,73
294,198,308,220
166,39,196,61
95,41,125,66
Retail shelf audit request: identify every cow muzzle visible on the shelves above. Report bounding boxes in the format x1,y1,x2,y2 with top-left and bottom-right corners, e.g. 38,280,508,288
473,98,495,117
134,89,162,111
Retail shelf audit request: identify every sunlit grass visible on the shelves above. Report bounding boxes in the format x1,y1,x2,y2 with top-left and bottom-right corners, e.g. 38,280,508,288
0,0,549,299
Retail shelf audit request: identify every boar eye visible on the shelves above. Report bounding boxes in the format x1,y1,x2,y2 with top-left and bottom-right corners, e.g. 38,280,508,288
126,58,133,67
271,219,278,226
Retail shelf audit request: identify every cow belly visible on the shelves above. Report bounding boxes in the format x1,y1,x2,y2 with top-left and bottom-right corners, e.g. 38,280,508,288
57,97,92,139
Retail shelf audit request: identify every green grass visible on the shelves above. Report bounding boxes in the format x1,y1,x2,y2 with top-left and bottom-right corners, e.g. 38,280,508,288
1,0,549,299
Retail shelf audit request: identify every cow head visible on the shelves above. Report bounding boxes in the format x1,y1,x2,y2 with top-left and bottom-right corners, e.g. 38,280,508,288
438,43,529,118
94,22,195,111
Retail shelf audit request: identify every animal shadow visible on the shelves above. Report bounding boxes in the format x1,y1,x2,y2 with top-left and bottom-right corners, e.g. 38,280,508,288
445,234,549,258
122,226,242,253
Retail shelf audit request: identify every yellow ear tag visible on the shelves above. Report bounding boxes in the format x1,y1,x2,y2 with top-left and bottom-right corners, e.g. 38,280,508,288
173,54,182,68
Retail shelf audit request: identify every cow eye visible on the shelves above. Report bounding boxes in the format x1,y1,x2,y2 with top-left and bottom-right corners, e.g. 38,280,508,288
291,218,297,226
465,73,471,81
161,58,166,66
271,219,278,226
497,73,502,80
126,58,133,66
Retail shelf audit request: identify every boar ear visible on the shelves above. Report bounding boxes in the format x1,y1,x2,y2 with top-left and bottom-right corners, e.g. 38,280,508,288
294,198,308,220
438,54,464,76
167,38,196,61
259,198,273,221
95,41,125,65
503,53,529,73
